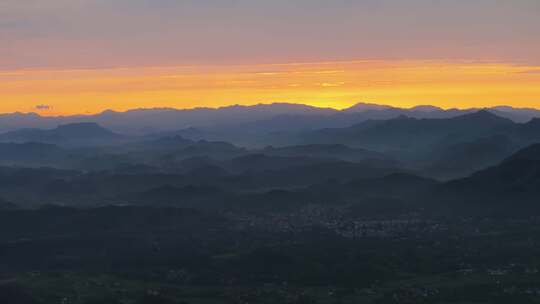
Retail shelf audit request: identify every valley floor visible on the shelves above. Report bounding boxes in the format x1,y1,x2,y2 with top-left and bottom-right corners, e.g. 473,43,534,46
2,207,540,304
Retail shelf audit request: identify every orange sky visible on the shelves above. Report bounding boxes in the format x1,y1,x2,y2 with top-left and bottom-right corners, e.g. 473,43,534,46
1,60,540,116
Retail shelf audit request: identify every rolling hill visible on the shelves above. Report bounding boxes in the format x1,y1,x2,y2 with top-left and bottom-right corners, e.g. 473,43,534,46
0,123,125,146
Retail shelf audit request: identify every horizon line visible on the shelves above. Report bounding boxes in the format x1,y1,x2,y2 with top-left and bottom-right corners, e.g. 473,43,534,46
4,101,540,118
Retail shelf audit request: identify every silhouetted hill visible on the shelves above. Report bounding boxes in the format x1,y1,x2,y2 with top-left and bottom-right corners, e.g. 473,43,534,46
54,123,119,139
517,118,540,141
439,143,540,213
491,106,540,123
307,110,516,154
224,154,325,173
346,173,439,196
424,135,519,179
0,123,124,146
0,143,68,167
344,102,395,112
124,136,247,163
222,153,400,176
260,144,390,163
505,143,540,162
298,110,540,179
409,105,444,112
0,142,144,171
447,143,540,193
146,135,195,148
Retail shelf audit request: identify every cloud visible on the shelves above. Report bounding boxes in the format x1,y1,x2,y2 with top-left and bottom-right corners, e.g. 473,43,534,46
35,104,52,111
518,69,540,74
1,0,539,70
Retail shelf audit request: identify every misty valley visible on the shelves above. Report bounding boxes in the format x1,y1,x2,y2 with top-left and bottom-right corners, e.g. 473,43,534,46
2,104,540,303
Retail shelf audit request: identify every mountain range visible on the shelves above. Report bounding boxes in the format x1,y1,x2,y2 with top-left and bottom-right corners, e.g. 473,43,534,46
0,107,539,179
1,139,538,215
301,110,540,178
1,102,538,137
0,103,538,213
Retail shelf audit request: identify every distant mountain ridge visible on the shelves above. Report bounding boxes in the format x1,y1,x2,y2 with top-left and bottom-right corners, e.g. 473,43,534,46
0,102,538,136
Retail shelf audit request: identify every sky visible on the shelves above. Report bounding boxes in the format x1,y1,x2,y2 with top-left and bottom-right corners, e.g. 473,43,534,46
1,0,539,115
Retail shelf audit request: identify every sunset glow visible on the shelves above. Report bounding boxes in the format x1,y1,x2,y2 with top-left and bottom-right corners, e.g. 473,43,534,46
1,60,539,115
3,1,539,115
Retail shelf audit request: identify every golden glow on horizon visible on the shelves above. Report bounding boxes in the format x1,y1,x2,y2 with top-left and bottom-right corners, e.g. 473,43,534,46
1,60,539,115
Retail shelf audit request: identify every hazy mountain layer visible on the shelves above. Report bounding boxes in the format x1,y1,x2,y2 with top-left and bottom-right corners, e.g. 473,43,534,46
0,103,538,136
